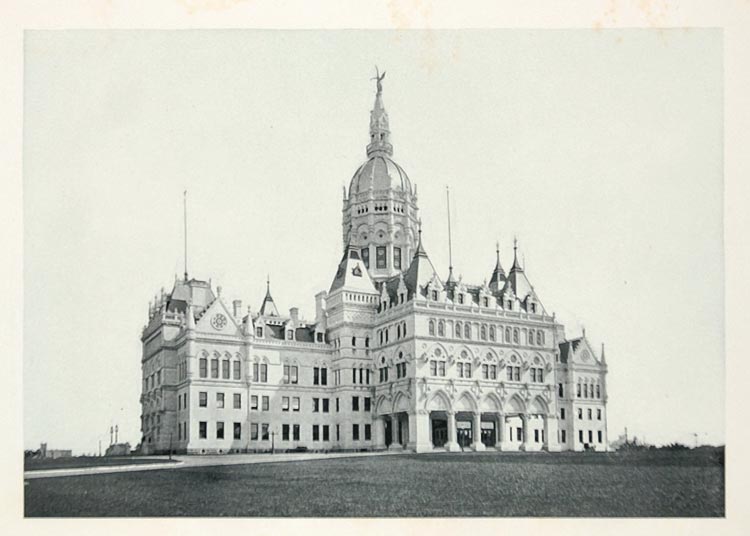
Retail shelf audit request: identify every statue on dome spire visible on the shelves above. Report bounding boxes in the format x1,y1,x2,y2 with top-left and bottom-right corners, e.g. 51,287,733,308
372,66,386,95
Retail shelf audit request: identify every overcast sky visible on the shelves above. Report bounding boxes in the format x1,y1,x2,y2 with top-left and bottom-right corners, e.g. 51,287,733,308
24,29,722,454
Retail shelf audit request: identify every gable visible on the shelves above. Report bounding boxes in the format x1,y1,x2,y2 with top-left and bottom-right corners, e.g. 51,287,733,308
195,298,242,337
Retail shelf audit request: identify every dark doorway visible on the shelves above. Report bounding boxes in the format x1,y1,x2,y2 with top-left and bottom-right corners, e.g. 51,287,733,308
385,418,392,446
456,420,472,448
481,420,496,447
431,418,447,447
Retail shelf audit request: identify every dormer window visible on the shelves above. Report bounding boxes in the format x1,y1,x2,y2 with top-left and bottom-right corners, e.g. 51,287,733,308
256,327,263,338
507,300,512,309
316,332,324,343
432,290,438,301
530,303,536,313
484,297,489,307
458,294,464,305
287,330,294,340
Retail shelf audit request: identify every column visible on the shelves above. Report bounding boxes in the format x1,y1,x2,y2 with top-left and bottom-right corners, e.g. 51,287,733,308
408,410,433,452
495,413,504,450
500,414,514,451
521,413,532,451
373,415,386,450
544,412,561,452
471,412,485,451
445,411,461,452
388,414,402,450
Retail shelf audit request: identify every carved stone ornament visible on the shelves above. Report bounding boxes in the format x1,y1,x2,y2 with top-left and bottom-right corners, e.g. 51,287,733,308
419,378,430,399
419,352,429,363
496,382,507,401
447,380,457,398
545,362,553,372
522,384,531,401
471,380,482,397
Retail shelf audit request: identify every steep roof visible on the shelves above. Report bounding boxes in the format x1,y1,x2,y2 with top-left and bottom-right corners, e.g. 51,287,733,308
403,229,440,298
166,278,215,316
488,243,506,292
259,278,279,317
329,243,377,294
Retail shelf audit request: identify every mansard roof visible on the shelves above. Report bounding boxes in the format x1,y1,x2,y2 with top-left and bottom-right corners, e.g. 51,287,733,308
166,277,215,316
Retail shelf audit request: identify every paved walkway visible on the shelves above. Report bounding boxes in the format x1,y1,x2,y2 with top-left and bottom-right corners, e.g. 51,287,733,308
24,450,400,480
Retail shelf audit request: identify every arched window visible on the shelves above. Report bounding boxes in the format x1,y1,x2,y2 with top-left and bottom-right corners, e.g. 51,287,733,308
583,383,589,398
397,324,401,339
505,327,511,342
233,359,241,380
428,320,435,336
455,322,462,338
480,325,487,341
513,328,519,344
211,357,219,378
529,329,535,345
577,382,582,398
489,326,496,341
199,357,207,378
464,323,471,339
402,322,407,338
537,331,543,346
438,320,445,337
596,384,601,398
222,359,230,379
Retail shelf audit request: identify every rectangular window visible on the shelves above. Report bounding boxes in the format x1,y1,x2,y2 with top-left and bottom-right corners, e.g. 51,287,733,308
577,408,583,420
560,408,566,420
233,360,241,380
577,384,582,398
597,409,602,420
262,423,269,441
216,393,225,409
283,365,290,384
323,398,330,413
291,366,298,384
361,247,370,268
251,395,258,410
336,424,340,441
353,424,360,441
439,362,446,377
514,367,520,382
336,398,340,412
534,429,539,443
211,359,219,378
260,364,267,383
199,421,207,439
313,425,319,441
430,361,437,376
321,367,328,386
588,430,593,443
394,247,402,270
292,397,300,412
352,368,357,384
365,424,372,441
482,364,488,379
233,393,241,409
282,396,290,411
233,422,241,440
352,396,360,411
251,423,258,440
199,358,207,378
587,409,592,420
199,392,207,407
222,360,230,379
314,367,320,385
262,396,269,411
558,383,564,397
293,424,300,441
282,424,289,441
376,246,387,269
598,430,603,443
313,398,320,413
364,397,371,412
579,430,584,443
216,421,224,439
561,430,567,443
253,363,259,382
256,327,263,338
490,365,497,380
323,425,330,441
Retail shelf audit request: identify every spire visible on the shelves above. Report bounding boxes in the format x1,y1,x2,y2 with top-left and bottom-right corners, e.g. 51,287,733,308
404,222,441,298
601,343,607,364
259,275,279,317
445,186,456,287
183,190,189,281
367,66,393,157
414,218,426,256
511,236,523,272
489,240,506,292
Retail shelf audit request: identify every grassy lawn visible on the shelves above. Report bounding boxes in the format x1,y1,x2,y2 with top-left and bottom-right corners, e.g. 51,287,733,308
24,449,724,517
24,456,178,471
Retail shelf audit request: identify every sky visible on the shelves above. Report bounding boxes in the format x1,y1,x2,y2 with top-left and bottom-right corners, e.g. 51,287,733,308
23,29,723,454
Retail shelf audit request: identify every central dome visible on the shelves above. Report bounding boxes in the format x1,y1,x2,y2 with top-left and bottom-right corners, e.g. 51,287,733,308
348,154,412,198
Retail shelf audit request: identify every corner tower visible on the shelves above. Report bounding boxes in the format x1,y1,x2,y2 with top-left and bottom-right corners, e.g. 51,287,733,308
342,69,420,283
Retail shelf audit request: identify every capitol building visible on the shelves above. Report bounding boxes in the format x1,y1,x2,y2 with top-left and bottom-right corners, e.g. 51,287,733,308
139,74,609,455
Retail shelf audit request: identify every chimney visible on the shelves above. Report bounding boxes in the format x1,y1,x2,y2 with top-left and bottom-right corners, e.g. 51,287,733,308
289,307,299,322
315,291,327,323
233,299,242,319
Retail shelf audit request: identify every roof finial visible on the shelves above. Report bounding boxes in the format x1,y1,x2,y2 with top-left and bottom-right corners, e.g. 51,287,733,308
183,190,189,281
266,274,270,293
511,235,522,271
446,186,455,283
372,66,386,96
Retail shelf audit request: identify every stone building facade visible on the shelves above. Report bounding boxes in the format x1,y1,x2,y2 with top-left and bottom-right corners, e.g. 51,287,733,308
139,76,609,455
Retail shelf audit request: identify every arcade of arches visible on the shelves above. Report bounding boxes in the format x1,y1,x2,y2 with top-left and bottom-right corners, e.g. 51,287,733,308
372,392,560,452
